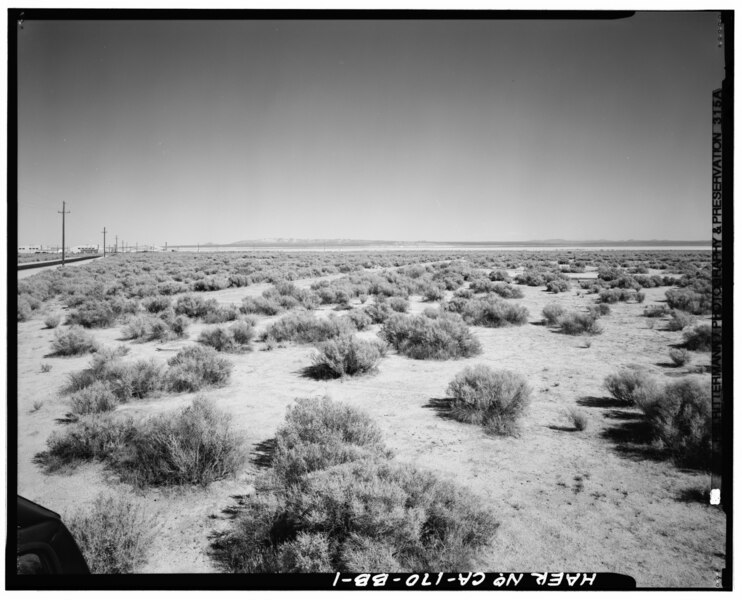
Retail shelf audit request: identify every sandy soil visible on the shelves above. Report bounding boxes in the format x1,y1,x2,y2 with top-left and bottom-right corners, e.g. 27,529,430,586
15,267,725,585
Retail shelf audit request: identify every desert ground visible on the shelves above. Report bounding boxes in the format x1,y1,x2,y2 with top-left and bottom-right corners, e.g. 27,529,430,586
15,249,724,586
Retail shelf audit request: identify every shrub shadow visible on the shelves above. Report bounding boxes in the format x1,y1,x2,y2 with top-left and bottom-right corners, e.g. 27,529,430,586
298,364,340,381
423,397,457,421
54,413,78,425
251,438,277,469
603,409,643,421
655,361,678,369
576,395,627,409
600,420,665,462
676,487,709,504
547,424,578,432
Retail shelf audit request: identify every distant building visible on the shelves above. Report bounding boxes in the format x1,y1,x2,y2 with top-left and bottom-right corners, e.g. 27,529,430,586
71,245,98,254
18,245,42,254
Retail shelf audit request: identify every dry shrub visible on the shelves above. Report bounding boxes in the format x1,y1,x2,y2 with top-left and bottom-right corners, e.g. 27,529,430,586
199,321,254,352
67,493,152,574
165,345,233,392
380,312,481,360
667,310,697,331
213,460,498,573
669,348,690,367
44,314,62,329
202,304,240,324
604,368,658,405
125,397,243,486
683,323,713,351
69,381,119,414
446,295,529,327
265,313,354,344
67,353,163,402
643,305,670,318
66,299,119,328
387,296,409,313
542,303,565,326
271,396,391,484
311,336,386,378
665,288,712,315
40,414,135,472
174,294,219,319
634,378,711,469
241,296,283,316
559,312,602,336
566,407,588,431
142,296,171,313
446,365,531,436
51,326,100,356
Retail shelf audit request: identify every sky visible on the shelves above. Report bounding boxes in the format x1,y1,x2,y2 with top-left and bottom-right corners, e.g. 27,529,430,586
15,12,724,247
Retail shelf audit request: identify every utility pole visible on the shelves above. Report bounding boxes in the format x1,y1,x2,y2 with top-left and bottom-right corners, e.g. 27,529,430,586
102,227,107,257
115,235,118,254
58,202,70,266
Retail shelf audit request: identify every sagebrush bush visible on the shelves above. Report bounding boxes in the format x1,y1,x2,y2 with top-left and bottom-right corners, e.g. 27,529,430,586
265,313,354,345
566,407,588,431
124,397,243,486
241,295,283,315
67,298,127,328
387,296,409,313
67,493,151,574
542,303,565,326
142,296,171,313
311,336,386,378
667,310,697,331
69,381,120,414
271,396,391,484
346,308,373,330
44,314,62,329
546,279,570,293
202,304,240,324
174,294,219,319
66,352,163,401
199,326,237,352
684,323,713,351
380,312,481,360
41,414,135,471
588,303,611,317
41,397,243,485
51,326,100,356
213,459,499,573
665,288,712,315
669,348,690,367
604,368,658,405
18,297,33,322
122,314,187,342
363,301,394,324
598,288,640,304
230,320,255,345
422,285,445,302
446,365,531,436
445,295,529,328
559,312,602,335
643,305,670,318
634,378,711,468
166,345,233,392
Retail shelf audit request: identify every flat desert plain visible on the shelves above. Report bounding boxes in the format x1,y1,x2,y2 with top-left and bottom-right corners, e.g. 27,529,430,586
15,250,724,586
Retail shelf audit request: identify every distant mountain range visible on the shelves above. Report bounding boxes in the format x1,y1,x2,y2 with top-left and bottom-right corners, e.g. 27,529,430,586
187,238,710,248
